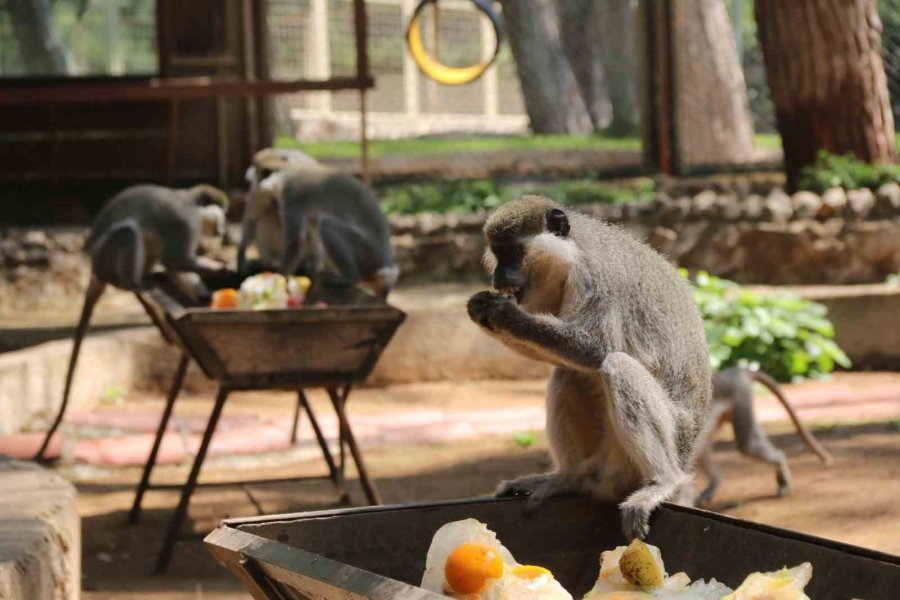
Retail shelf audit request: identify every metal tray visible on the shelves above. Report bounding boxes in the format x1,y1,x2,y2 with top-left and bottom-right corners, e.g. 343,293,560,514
205,496,900,600
138,276,406,389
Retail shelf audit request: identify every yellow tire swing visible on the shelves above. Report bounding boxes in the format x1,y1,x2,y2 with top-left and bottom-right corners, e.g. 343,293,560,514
406,0,504,85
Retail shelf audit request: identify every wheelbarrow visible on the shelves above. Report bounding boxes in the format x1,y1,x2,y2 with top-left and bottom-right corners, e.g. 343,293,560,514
206,495,900,600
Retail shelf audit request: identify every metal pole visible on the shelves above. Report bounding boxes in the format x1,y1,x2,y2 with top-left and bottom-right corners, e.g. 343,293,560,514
155,385,230,573
327,384,382,505
129,352,190,525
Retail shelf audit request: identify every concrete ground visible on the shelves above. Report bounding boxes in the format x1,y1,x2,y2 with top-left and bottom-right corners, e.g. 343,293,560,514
2,373,895,599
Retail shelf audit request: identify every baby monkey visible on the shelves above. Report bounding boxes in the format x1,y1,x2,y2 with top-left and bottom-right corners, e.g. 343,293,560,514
468,196,711,540
695,367,833,507
33,184,229,461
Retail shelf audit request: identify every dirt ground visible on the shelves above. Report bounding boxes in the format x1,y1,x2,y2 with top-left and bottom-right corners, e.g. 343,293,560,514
74,421,900,599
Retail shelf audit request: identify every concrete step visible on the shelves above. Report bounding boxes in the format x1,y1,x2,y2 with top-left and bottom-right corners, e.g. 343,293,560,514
2,283,899,436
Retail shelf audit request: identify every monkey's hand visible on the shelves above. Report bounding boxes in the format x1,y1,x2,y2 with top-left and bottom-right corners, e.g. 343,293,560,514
467,290,518,332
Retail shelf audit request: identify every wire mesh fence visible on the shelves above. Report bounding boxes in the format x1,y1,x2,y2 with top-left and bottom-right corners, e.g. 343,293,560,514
265,0,528,141
0,0,157,77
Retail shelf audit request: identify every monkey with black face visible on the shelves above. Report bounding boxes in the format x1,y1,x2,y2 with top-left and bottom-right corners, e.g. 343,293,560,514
467,195,711,540
695,367,832,507
239,148,398,298
33,184,229,461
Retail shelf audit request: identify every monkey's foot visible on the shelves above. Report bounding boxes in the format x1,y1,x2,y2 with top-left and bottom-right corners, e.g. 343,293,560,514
494,479,534,498
620,503,651,542
695,487,717,509
776,470,792,497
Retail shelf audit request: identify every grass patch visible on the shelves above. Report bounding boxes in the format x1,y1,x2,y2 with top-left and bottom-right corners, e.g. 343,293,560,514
276,134,641,159
276,133,787,159
753,133,782,149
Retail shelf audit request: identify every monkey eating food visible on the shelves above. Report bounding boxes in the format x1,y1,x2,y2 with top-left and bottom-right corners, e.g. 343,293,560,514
33,183,230,461
467,195,711,541
239,148,398,299
695,367,833,507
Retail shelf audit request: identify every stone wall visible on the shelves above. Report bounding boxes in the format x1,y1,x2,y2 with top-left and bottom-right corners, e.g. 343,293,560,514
3,184,900,315
392,183,900,285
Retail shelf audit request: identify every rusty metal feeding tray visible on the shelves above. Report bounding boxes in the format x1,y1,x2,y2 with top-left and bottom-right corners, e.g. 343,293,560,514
206,496,900,600
130,274,406,573
142,277,403,388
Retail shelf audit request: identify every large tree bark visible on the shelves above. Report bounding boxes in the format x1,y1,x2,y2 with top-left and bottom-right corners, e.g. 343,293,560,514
7,0,74,75
499,0,593,134
755,0,896,190
596,0,639,136
556,0,609,130
672,0,756,166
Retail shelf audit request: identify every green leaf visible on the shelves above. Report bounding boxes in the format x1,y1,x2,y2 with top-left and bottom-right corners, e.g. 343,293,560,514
512,431,537,448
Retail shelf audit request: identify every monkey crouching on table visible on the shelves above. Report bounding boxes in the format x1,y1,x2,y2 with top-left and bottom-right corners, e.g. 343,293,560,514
33,184,230,461
238,148,398,299
695,367,833,507
467,195,711,541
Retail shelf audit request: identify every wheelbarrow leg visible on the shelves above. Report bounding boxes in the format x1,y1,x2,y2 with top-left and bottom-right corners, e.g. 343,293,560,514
129,351,189,525
327,385,382,506
155,385,229,574
290,392,303,445
298,391,348,502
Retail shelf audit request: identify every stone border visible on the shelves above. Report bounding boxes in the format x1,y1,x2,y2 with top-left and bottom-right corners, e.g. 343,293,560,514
0,458,80,600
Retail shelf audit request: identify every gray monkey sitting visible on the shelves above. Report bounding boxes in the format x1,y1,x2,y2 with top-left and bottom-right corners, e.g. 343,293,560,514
239,148,398,298
33,184,229,461
695,367,833,507
467,195,711,540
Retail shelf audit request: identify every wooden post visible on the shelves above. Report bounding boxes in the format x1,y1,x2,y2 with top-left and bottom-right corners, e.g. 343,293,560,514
353,0,371,184
401,0,420,120
241,0,260,157
481,7,499,118
308,0,332,113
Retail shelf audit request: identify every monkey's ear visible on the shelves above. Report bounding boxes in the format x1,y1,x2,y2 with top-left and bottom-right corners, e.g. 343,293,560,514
545,208,570,237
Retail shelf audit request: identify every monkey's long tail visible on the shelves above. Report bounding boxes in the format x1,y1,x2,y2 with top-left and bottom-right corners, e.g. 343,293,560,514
33,276,106,462
749,371,834,465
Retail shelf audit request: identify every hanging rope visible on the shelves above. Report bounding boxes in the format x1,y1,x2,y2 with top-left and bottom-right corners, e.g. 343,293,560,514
406,0,503,86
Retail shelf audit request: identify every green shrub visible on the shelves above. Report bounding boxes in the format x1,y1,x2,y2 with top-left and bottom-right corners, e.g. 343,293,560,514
379,180,510,215
683,270,851,381
378,178,655,215
536,178,655,205
797,150,900,193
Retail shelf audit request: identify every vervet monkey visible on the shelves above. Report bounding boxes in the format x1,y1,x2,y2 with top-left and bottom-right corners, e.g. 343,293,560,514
695,367,833,507
33,184,229,461
239,148,318,271
467,195,711,541
239,148,398,298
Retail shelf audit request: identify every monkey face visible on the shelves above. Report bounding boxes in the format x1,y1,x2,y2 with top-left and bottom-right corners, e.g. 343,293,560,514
199,204,227,239
483,199,575,311
246,148,318,190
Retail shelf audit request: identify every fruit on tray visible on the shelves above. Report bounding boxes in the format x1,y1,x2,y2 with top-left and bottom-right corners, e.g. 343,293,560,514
421,519,573,599
422,519,814,600
210,288,238,309
209,273,313,310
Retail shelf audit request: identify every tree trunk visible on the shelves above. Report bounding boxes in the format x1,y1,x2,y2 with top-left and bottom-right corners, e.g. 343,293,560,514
755,0,896,190
596,0,640,136
556,0,609,130
672,0,756,166
498,0,593,134
7,0,74,76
